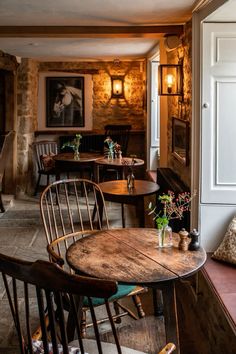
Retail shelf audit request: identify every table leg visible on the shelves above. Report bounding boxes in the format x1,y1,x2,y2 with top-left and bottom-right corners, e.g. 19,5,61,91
160,281,180,353
121,203,125,228
152,289,163,316
55,169,61,181
136,198,145,227
95,164,100,183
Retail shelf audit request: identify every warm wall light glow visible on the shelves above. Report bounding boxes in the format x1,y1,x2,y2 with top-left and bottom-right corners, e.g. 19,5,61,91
159,63,183,96
111,76,124,98
113,79,122,95
165,74,175,93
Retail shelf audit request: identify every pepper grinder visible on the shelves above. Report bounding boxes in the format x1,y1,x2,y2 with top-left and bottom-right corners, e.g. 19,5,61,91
178,228,189,251
188,229,200,251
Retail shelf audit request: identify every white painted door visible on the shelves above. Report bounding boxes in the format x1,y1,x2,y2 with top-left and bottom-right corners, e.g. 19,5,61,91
200,22,236,250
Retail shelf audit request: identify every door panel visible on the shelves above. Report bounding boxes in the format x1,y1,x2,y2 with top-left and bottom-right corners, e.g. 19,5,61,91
201,23,236,204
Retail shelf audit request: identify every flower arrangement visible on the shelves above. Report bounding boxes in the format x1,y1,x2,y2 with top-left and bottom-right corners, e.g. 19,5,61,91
148,191,195,230
62,133,82,151
61,134,82,159
114,143,121,154
104,136,121,159
104,136,116,150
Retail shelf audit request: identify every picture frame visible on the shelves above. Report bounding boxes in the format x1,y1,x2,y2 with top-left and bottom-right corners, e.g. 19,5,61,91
172,117,190,166
46,76,85,128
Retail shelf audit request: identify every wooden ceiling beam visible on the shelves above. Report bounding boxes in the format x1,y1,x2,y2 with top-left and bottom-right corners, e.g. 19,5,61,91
0,25,184,38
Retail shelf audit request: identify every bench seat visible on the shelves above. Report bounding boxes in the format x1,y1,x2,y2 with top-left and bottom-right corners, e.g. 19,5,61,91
176,254,236,353
203,254,236,329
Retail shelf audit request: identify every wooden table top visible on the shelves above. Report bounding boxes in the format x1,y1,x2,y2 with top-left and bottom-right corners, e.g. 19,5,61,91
98,179,159,197
94,157,144,167
54,152,103,163
66,228,207,286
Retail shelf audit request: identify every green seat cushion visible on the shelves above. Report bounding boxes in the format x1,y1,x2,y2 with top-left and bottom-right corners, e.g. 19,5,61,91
83,284,136,307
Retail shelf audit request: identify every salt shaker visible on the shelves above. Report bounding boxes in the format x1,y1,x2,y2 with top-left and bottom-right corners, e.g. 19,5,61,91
188,229,200,251
178,228,189,251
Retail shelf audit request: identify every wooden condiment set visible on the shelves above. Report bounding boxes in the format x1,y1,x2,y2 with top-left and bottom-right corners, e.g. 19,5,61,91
178,228,189,251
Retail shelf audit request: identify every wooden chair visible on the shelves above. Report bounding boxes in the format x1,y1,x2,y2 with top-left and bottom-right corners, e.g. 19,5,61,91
0,252,176,354
0,130,15,212
103,124,132,181
104,124,132,156
40,178,146,337
32,140,58,195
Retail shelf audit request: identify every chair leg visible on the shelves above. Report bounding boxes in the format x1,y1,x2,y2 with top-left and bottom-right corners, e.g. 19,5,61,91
92,204,97,222
113,301,122,324
0,192,5,213
81,309,87,338
34,174,41,196
132,294,145,318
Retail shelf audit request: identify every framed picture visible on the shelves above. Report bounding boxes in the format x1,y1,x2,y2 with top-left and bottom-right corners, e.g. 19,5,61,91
46,76,85,127
172,117,190,166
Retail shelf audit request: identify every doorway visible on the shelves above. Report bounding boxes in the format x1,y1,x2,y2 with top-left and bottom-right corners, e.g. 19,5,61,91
147,52,160,171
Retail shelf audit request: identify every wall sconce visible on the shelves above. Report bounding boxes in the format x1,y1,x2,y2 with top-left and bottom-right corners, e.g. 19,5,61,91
159,63,183,96
111,76,124,98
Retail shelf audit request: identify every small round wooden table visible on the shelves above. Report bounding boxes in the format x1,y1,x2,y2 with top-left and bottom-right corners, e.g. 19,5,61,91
66,228,207,353
94,157,144,183
98,179,159,227
54,152,103,180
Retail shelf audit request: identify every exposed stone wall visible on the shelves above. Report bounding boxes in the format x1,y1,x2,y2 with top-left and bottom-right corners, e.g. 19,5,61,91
39,61,146,132
16,59,39,195
166,21,192,187
0,51,18,194
14,59,146,195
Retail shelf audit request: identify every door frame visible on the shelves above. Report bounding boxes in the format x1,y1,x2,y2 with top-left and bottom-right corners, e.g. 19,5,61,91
191,0,228,229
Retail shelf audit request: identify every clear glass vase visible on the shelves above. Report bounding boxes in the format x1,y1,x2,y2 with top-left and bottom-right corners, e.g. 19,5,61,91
74,148,80,160
108,149,114,160
157,224,173,248
127,172,135,189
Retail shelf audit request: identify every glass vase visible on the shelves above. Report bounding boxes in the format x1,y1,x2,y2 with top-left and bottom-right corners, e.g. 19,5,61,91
117,150,122,159
127,172,135,189
74,148,80,160
108,149,114,160
157,224,173,248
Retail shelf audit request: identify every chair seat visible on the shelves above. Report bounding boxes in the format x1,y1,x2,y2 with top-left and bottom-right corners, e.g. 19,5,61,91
83,284,136,307
70,339,146,354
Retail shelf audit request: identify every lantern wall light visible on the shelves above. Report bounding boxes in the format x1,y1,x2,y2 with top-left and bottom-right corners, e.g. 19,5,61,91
159,62,183,96
111,76,124,98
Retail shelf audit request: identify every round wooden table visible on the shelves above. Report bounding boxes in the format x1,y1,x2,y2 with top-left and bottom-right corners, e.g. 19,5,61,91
54,152,103,180
66,228,207,353
98,179,159,227
94,157,144,182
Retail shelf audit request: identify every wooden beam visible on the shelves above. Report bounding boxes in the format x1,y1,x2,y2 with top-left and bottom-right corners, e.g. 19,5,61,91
0,25,184,38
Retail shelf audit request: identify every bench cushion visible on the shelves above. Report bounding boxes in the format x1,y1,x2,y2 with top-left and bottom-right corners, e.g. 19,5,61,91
212,216,236,265
83,284,136,306
204,255,236,326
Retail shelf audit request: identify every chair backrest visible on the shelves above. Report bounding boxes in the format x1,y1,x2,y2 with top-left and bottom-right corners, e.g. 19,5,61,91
32,140,58,171
0,130,15,177
104,124,131,156
40,178,109,266
0,252,118,354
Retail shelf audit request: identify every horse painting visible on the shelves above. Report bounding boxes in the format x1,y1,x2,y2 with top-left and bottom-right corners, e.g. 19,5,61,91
46,77,84,127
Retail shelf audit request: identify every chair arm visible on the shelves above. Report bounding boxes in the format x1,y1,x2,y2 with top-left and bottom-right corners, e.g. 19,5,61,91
46,244,65,267
47,230,101,268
